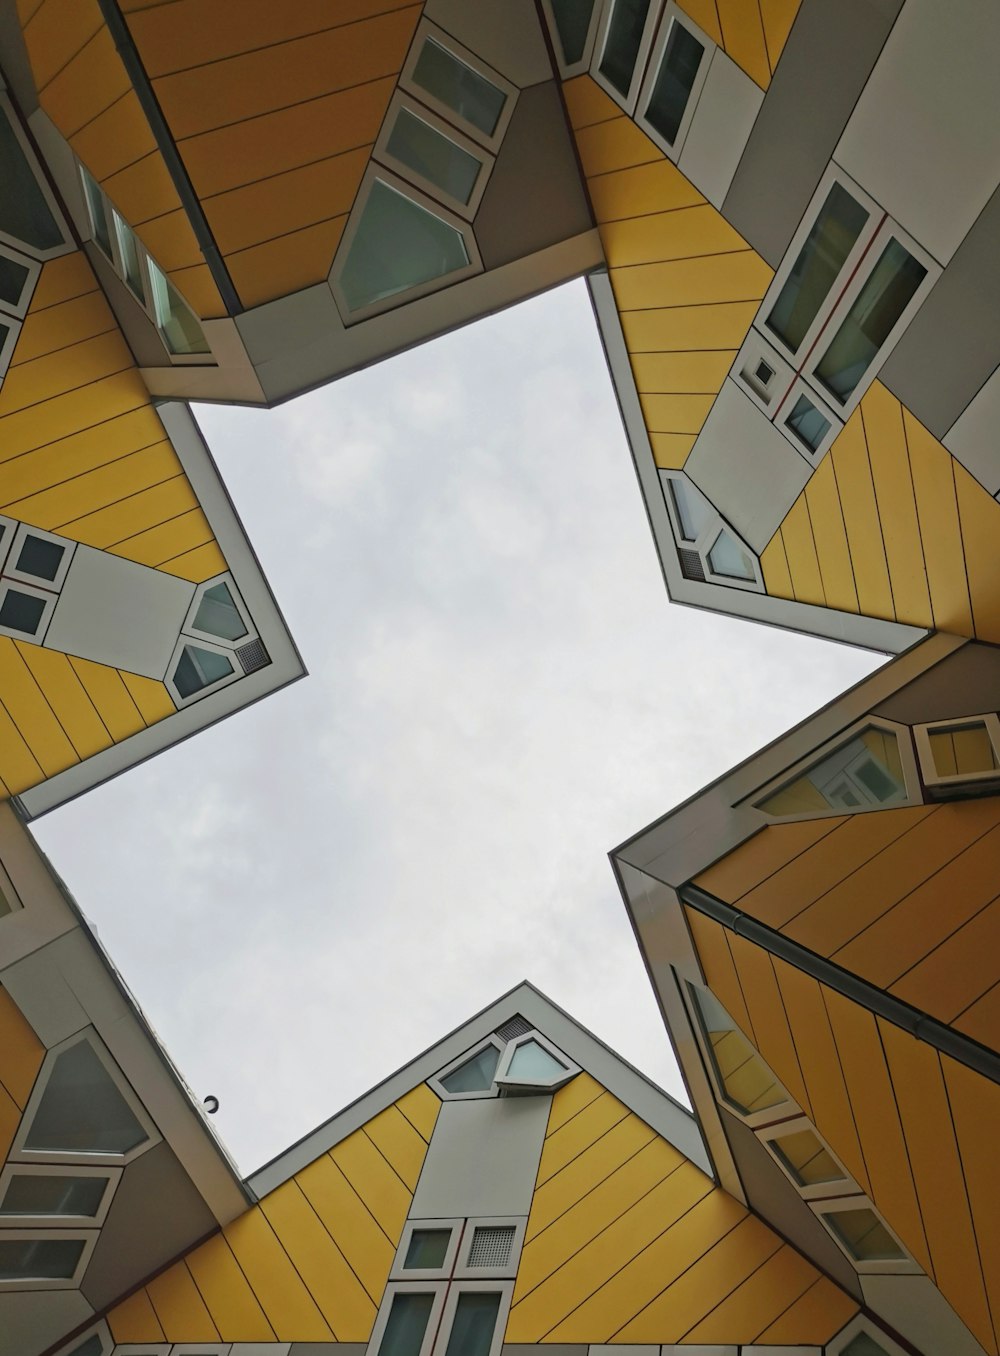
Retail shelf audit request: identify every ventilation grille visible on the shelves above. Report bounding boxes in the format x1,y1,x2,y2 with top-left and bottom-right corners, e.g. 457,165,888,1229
495,1014,532,1042
678,548,705,582
237,638,271,674
467,1225,515,1269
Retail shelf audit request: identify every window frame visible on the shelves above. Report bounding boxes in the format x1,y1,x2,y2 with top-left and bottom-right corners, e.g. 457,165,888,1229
494,1031,579,1094
53,1319,114,1356
659,471,764,594
368,1280,449,1356
436,1277,513,1356
391,1218,464,1280
540,0,602,77
330,165,483,325
0,1163,121,1228
634,2,715,161
592,0,665,114
0,1226,98,1290
181,573,256,651
400,21,517,153
0,578,59,643
757,1118,855,1202
809,1195,919,1275
0,239,42,319
165,633,244,709
374,93,494,222
0,94,73,262
827,1313,909,1355
429,1035,504,1101
5,522,75,592
747,716,920,822
0,312,21,384
9,1030,161,1168
685,982,796,1129
773,375,844,467
913,712,1000,791
732,330,796,420
453,1217,526,1279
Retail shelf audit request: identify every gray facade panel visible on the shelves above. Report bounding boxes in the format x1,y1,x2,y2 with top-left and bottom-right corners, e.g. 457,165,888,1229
873,641,1000,726
476,82,594,272
880,186,1000,439
722,0,904,266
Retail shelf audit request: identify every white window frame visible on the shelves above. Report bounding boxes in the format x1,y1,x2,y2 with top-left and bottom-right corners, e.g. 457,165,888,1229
330,165,483,326
0,1163,121,1227
391,1218,464,1280
540,0,602,77
702,525,765,592
913,712,1000,790
635,2,715,161
732,329,796,419
757,1118,855,1203
429,1035,503,1101
685,982,796,1130
659,471,764,594
0,578,59,643
0,312,20,383
494,1031,579,1094
374,92,494,221
165,633,244,709
453,1216,527,1279
810,1194,919,1275
0,94,73,262
0,853,21,919
368,1280,448,1356
827,1313,909,1355
181,573,256,651
592,0,664,114
436,1278,513,1356
0,239,42,319
54,1319,113,1356
747,716,920,821
773,375,844,467
400,21,517,153
10,1030,161,1168
5,523,75,592
0,1226,98,1290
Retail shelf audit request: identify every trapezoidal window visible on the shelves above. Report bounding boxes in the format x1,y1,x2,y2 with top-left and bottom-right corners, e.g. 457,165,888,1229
543,0,599,72
756,724,911,818
172,642,235,702
636,4,714,160
0,98,67,258
914,713,1000,796
0,1231,93,1288
409,36,510,145
432,1038,503,1099
688,984,791,1121
0,1167,116,1225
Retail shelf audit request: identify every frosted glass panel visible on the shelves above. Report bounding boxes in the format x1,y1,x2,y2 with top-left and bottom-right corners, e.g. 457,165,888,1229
708,531,755,581
550,0,596,64
0,1236,85,1279
1,1173,108,1218
193,583,247,642
404,1228,451,1269
506,1039,567,1082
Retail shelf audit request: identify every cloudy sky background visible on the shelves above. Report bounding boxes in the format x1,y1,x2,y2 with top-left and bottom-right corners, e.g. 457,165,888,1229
34,280,879,1174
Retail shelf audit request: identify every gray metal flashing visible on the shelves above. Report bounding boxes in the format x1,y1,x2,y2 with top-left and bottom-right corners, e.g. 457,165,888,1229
17,402,305,818
680,882,1000,1086
247,980,707,1198
94,0,242,315
585,269,925,656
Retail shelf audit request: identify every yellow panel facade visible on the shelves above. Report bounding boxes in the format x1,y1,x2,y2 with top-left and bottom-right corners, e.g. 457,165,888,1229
677,0,802,88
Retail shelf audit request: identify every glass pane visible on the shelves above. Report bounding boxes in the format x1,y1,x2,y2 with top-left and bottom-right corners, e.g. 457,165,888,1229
16,534,65,582
80,166,112,258
550,0,596,64
25,1041,148,1156
404,1228,451,1269
708,530,755,581
441,1044,500,1093
505,1039,568,1082
843,1334,893,1356
1,1172,108,1218
341,180,469,312
0,252,30,307
823,1206,905,1262
927,722,999,779
770,1128,847,1187
759,727,906,817
0,1236,85,1280
387,109,481,206
815,238,927,403
380,1290,435,1356
644,19,705,146
0,107,62,251
599,0,651,97
412,39,506,137
443,1291,501,1356
668,478,712,542
784,394,831,454
0,589,45,635
112,208,144,299
148,259,210,355
67,1338,105,1356
765,182,869,353
193,582,247,642
689,986,789,1115
173,645,235,700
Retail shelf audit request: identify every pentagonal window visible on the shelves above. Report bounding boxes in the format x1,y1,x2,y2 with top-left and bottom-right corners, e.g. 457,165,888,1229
173,643,235,700
192,581,248,644
440,1043,500,1095
494,1032,579,1094
22,1039,150,1160
689,985,790,1121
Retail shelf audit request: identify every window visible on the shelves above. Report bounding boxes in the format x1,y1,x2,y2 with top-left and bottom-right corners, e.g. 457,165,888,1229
441,1286,504,1356
53,1324,113,1356
0,520,73,641
755,723,913,818
168,574,264,707
0,96,69,259
596,0,656,106
636,4,712,159
0,1166,119,1226
406,31,513,148
377,96,491,219
79,166,211,362
914,713,1000,794
190,580,249,644
542,0,600,74
172,642,235,701
0,241,41,319
494,1031,579,1094
828,1318,908,1356
430,1037,503,1100
813,1198,914,1272
767,1127,847,1190
392,1219,463,1280
0,1229,97,1289
660,471,763,593
688,985,791,1121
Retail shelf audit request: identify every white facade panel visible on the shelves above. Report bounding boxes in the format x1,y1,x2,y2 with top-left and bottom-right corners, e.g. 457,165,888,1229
679,50,763,210
943,363,1000,496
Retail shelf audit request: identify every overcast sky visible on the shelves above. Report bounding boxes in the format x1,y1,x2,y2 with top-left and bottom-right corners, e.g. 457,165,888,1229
33,280,879,1174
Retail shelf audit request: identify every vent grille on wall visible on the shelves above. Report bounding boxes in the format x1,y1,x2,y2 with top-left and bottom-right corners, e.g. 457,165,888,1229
495,1014,532,1042
467,1224,515,1269
679,548,706,582
237,638,271,674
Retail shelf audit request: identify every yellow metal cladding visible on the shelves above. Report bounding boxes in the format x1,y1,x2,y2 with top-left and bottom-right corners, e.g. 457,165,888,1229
16,0,225,318
693,799,1000,1045
0,986,44,1161
117,0,423,309
108,1083,440,1345
676,0,802,89
563,76,771,470
686,911,1000,1355
506,1072,857,1345
761,383,1000,640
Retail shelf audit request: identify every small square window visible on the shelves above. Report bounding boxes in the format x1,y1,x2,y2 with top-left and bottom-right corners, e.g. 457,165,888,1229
0,1230,96,1289
0,587,46,635
412,39,506,139
16,534,65,582
915,714,1000,793
405,1228,451,1270
392,1218,462,1279
821,1205,906,1263
754,361,774,386
4,523,74,590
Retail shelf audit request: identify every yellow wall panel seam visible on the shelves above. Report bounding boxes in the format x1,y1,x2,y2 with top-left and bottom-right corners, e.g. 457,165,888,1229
0,987,45,1107
27,5,103,96
295,1153,394,1304
223,1208,335,1340
185,1232,277,1341
0,641,78,777
678,1243,815,1344
108,1288,167,1344
221,211,351,266
535,1094,633,1187
68,655,146,739
0,695,42,794
394,1082,440,1143
14,642,114,758
146,1258,224,1343
158,540,229,581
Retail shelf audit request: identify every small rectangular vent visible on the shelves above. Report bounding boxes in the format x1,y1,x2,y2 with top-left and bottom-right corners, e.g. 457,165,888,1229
495,1014,531,1042
467,1224,515,1269
679,548,705,582
237,638,270,674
